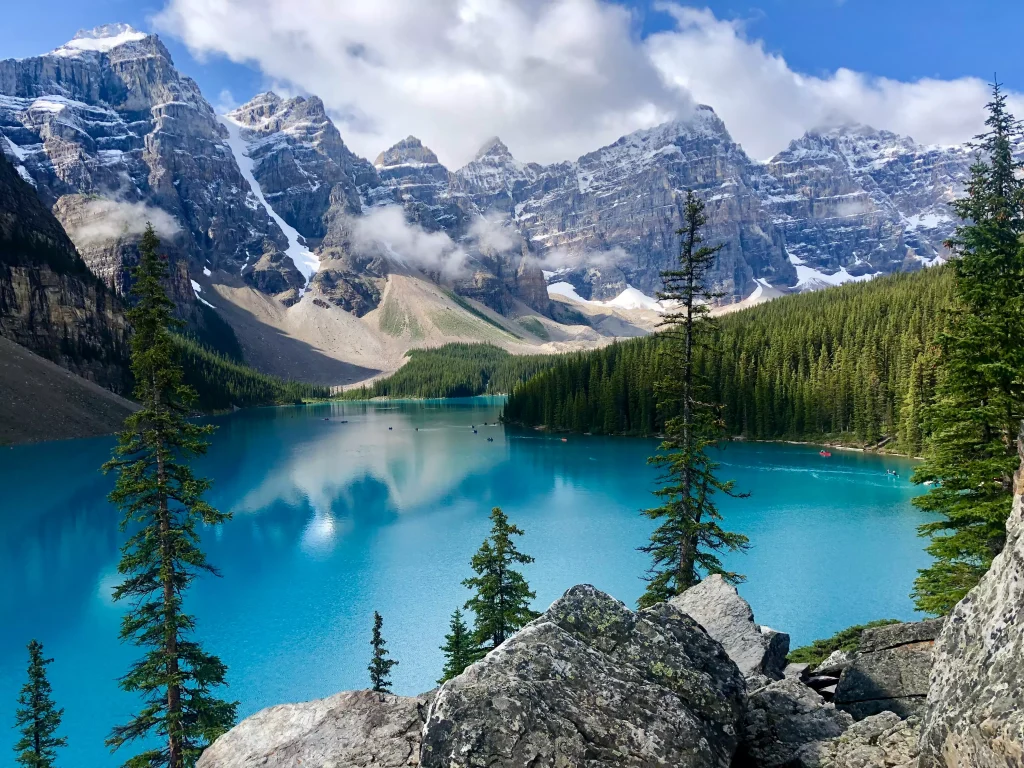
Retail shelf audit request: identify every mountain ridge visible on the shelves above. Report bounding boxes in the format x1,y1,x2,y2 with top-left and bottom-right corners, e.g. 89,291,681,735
0,24,984,385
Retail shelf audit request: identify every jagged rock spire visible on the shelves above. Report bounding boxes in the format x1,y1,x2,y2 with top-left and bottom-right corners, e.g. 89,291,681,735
375,136,440,167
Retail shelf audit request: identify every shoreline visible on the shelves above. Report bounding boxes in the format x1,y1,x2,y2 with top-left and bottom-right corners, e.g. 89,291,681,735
509,421,919,459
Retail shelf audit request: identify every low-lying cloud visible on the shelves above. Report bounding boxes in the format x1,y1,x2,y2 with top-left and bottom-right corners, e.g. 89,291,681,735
533,246,628,273
468,214,521,255
67,198,182,247
352,206,468,277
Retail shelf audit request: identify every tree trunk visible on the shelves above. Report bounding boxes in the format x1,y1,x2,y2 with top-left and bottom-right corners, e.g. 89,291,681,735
154,376,182,768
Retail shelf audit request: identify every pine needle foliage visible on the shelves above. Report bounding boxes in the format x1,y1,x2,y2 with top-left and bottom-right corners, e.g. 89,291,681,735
102,225,236,768
368,612,398,694
13,640,66,768
910,83,1024,615
437,608,479,684
638,191,748,607
463,507,538,650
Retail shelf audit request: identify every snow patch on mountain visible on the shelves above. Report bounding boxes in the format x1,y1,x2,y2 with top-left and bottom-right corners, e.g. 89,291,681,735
190,279,216,308
548,282,667,313
218,115,320,282
791,256,879,291
52,24,148,56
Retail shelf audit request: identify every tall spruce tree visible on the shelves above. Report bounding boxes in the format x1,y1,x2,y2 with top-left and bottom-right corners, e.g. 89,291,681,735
13,640,66,768
368,612,398,693
437,608,478,684
463,507,538,650
103,225,236,768
638,190,749,608
911,82,1024,615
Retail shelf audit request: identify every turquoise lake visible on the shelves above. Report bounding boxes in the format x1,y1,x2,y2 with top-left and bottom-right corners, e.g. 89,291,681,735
0,397,931,766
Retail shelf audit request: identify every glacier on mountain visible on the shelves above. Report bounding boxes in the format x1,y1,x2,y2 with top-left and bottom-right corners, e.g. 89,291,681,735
218,115,319,282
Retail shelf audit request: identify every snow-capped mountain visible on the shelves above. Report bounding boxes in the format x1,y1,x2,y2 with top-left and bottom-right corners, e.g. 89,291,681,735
1,24,979,324
450,110,973,302
0,24,295,301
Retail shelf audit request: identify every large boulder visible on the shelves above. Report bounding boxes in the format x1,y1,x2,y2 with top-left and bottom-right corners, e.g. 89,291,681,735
670,574,790,681
420,584,746,768
736,678,853,768
918,436,1024,767
196,689,430,768
796,711,921,768
832,618,943,720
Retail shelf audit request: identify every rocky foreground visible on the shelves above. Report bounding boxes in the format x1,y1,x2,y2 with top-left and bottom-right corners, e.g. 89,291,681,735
198,452,1024,768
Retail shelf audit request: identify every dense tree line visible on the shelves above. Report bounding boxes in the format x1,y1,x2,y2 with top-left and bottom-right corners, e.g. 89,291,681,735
340,343,558,400
909,84,1024,614
174,335,329,412
503,266,953,457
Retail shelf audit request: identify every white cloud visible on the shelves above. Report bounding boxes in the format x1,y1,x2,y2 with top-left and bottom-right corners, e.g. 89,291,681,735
533,245,628,272
351,206,468,277
155,0,1024,167
154,0,690,167
66,198,182,247
468,213,521,254
646,5,1024,159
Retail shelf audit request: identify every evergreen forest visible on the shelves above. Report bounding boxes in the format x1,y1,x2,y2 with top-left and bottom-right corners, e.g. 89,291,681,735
339,343,558,400
174,334,329,411
503,267,953,457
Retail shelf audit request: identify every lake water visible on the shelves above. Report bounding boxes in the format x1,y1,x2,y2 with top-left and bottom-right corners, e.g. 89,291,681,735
0,397,930,766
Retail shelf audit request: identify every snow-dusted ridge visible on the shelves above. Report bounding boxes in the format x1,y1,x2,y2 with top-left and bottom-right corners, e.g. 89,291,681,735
217,115,320,283
51,24,148,56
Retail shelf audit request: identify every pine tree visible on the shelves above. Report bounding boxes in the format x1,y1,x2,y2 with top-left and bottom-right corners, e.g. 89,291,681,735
638,191,749,608
437,608,479,684
368,612,398,693
463,507,538,650
13,640,66,768
103,225,237,768
911,82,1024,615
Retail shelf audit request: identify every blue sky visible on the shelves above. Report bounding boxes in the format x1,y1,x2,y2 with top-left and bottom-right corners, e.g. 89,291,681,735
3,0,1020,99
2,0,1021,166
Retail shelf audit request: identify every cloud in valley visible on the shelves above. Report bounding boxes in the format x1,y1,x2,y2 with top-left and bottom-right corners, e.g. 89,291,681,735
68,198,182,247
352,206,468,277
468,214,521,254
155,0,1024,166
533,246,628,273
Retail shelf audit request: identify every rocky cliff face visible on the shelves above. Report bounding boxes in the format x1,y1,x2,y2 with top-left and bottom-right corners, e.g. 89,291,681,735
0,24,290,292
0,151,128,391
917,430,1024,767
225,92,380,244
452,113,970,303
764,126,969,284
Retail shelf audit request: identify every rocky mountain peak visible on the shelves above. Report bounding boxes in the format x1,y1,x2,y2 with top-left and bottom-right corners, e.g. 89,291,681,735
473,136,512,161
374,136,441,168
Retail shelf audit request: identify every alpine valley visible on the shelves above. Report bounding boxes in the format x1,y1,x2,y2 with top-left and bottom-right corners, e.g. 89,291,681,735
0,24,979,387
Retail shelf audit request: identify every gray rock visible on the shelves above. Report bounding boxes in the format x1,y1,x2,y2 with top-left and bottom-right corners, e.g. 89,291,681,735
197,689,430,768
420,584,746,768
736,678,853,768
670,574,790,680
812,650,855,677
833,619,942,721
785,663,811,681
857,619,945,653
918,433,1024,768
796,712,920,768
